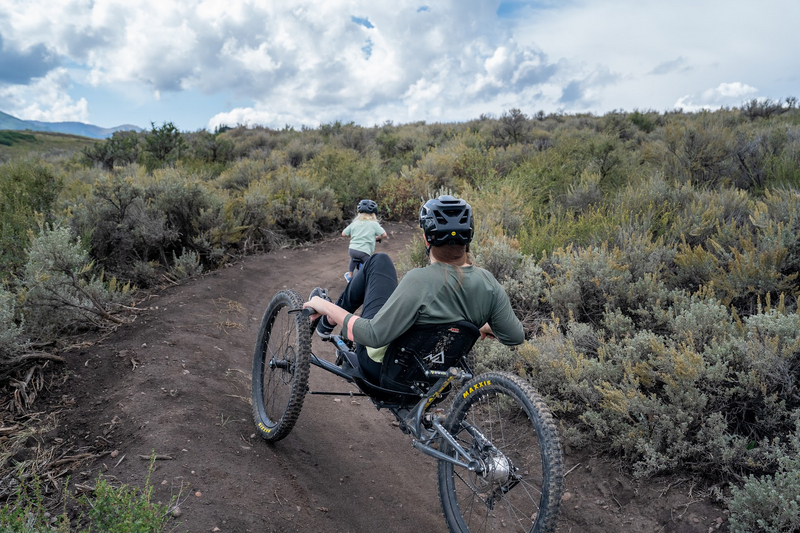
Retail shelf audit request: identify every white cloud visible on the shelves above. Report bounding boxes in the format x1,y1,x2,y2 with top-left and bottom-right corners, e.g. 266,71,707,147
0,0,797,128
675,82,759,112
0,0,562,128
0,68,89,122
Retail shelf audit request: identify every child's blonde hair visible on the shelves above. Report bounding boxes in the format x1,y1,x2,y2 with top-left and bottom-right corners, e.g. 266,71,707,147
355,212,378,222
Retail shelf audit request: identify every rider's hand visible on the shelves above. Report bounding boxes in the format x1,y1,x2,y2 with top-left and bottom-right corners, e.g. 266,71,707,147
303,297,328,321
479,323,496,340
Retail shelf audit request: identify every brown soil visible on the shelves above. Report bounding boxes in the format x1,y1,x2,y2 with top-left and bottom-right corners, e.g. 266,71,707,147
44,221,729,532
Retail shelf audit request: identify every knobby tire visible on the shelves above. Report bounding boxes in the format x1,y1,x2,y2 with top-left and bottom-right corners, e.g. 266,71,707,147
251,289,311,442
437,371,564,533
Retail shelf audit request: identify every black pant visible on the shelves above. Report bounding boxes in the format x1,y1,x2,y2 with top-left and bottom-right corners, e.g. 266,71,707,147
347,248,370,272
335,253,397,383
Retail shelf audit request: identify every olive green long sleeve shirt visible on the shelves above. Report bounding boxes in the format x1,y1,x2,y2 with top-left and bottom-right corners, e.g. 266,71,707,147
342,262,524,350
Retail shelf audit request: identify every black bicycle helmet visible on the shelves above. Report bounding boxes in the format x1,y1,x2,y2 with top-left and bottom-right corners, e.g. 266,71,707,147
418,195,474,246
357,199,378,214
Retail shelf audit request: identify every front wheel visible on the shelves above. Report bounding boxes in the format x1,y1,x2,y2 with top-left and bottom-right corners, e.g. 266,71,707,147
438,372,564,533
251,289,311,442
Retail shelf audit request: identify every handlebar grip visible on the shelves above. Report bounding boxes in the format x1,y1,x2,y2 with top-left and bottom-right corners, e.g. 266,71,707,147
289,307,317,316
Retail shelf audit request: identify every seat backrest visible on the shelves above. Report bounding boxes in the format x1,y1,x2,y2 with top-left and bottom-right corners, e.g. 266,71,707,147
379,321,481,394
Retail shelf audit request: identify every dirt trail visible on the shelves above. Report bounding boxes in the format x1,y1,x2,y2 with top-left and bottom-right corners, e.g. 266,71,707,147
49,222,728,532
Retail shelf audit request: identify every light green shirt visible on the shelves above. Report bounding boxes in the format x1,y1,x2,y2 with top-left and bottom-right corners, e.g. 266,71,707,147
343,220,385,255
344,262,525,362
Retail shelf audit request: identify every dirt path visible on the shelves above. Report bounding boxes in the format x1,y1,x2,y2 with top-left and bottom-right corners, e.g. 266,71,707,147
49,222,728,532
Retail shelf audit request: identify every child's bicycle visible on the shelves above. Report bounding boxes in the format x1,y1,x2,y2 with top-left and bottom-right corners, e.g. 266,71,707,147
251,289,565,533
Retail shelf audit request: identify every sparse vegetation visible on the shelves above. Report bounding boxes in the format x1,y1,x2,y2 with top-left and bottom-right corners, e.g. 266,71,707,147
0,456,176,532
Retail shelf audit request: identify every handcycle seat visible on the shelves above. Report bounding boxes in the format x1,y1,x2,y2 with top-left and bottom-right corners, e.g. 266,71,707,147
378,320,481,395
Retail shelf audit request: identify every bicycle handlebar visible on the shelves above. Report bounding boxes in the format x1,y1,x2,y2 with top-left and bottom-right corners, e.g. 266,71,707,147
289,307,317,317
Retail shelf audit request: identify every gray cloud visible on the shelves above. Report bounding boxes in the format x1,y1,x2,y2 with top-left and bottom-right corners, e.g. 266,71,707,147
650,56,691,76
0,33,58,84
558,67,620,107
559,80,583,104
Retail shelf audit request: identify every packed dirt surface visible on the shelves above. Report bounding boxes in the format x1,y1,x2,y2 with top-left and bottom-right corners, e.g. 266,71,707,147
45,222,729,532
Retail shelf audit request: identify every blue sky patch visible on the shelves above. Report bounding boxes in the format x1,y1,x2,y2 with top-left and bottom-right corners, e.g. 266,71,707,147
351,16,374,29
497,1,557,18
417,6,429,12
362,38,373,60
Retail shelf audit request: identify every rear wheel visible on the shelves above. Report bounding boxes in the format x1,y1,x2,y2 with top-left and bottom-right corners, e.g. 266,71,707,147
251,289,311,442
438,372,564,533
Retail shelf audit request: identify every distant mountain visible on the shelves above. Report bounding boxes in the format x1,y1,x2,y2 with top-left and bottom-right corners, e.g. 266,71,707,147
0,110,142,139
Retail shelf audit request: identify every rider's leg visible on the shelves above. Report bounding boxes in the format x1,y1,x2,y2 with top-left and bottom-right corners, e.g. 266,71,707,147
347,249,370,281
335,253,397,383
336,252,397,317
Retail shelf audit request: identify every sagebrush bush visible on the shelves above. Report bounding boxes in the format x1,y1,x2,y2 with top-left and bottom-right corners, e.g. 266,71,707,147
20,224,131,342
500,254,549,334
544,244,633,326
504,297,800,481
241,167,340,242
215,158,273,190
727,419,800,533
0,286,26,361
304,145,381,208
472,234,522,283
378,167,431,221
0,160,63,278
71,169,176,277
395,233,428,278
170,249,203,280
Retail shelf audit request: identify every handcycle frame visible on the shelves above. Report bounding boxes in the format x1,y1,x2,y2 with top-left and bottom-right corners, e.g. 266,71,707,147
299,317,492,474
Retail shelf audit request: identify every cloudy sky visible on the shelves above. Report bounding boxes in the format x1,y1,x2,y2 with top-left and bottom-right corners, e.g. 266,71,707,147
0,0,796,132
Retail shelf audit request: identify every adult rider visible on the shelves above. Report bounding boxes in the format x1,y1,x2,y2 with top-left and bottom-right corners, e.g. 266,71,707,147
304,195,524,383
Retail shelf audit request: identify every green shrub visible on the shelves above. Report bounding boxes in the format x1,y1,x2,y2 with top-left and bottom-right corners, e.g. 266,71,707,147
71,169,177,278
186,129,234,164
79,472,171,533
0,160,63,279
241,167,341,242
146,168,221,253
662,116,735,186
377,167,430,221
215,158,274,190
83,130,141,171
465,182,532,239
20,224,131,342
169,248,203,280
1,456,174,533
0,471,70,532
0,286,26,361
395,233,428,278
304,145,382,209
143,121,186,171
544,244,633,326
728,421,800,533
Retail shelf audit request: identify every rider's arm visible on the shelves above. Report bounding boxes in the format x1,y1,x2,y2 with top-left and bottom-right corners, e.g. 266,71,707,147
343,271,426,347
305,297,352,330
479,323,495,340
485,284,525,345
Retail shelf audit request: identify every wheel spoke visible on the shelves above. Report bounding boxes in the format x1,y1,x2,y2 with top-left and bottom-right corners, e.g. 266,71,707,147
437,372,563,533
